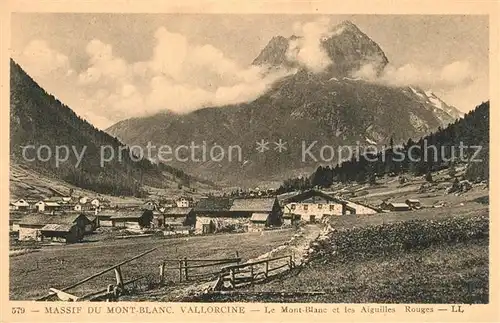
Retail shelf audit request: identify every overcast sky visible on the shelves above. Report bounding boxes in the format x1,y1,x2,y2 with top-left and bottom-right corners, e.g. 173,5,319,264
11,14,489,129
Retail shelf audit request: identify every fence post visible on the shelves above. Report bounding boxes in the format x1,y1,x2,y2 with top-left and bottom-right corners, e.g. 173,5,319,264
159,261,165,285
178,259,183,282
288,255,293,269
106,284,113,302
184,257,189,281
250,265,254,285
230,268,235,288
114,266,124,288
265,261,269,278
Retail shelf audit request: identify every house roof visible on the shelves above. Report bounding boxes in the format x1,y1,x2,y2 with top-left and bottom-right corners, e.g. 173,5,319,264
44,202,61,207
229,198,276,213
389,203,410,208
110,211,144,220
164,207,193,216
280,189,346,205
40,224,73,232
12,199,30,205
19,213,88,226
405,199,420,203
193,198,233,212
250,213,269,222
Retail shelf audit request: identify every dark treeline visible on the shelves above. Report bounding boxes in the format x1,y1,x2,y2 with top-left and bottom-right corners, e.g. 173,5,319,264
278,101,489,194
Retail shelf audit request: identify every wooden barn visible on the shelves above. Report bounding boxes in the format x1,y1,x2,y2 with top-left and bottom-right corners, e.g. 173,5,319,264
110,210,154,230
10,199,30,211
386,202,411,212
229,198,283,231
17,213,91,243
160,207,195,229
192,198,233,234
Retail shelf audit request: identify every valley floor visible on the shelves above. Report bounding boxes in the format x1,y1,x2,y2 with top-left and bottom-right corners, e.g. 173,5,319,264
9,229,296,300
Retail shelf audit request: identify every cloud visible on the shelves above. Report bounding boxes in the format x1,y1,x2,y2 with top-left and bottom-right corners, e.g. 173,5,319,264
74,27,294,123
16,40,73,78
286,17,334,73
352,60,475,89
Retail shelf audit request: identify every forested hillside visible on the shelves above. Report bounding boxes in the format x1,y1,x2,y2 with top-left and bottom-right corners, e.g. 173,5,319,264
278,101,489,193
10,59,212,196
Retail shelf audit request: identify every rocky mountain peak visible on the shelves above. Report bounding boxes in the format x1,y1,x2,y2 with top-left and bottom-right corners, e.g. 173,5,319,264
253,20,388,77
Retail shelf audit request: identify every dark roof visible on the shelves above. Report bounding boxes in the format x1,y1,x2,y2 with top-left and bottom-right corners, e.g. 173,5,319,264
164,207,193,216
19,213,88,226
110,211,145,220
230,198,277,213
281,189,346,204
193,198,233,212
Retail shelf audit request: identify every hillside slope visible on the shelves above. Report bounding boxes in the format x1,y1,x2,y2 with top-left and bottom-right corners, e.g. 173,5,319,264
10,59,212,197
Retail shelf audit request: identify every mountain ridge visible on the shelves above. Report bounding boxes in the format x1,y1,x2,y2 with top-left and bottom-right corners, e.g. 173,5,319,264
10,59,214,196
106,20,462,186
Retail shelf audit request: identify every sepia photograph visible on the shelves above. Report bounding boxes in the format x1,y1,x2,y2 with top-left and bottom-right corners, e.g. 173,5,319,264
7,11,491,308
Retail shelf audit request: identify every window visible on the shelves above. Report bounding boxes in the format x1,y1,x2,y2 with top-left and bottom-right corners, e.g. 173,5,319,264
318,204,323,209
303,204,308,211
290,204,296,210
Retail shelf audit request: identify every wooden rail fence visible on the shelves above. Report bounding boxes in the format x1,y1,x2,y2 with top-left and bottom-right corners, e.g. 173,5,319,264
36,247,157,301
158,252,241,284
214,254,295,290
35,249,295,301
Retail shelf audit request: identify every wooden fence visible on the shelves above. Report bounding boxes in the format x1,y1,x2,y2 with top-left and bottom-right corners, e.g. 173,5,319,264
214,254,295,290
36,247,158,301
158,252,241,284
35,249,294,301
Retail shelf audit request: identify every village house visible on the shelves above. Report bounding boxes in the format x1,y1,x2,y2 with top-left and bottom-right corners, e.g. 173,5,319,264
160,207,195,228
405,199,422,209
192,197,234,234
229,198,282,231
159,207,195,235
35,200,61,213
110,210,154,231
176,197,192,208
17,213,92,243
9,199,30,211
386,202,411,212
9,211,24,233
95,212,114,227
79,196,89,204
281,190,355,223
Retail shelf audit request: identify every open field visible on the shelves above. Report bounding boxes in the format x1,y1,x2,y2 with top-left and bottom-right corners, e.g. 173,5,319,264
9,229,296,300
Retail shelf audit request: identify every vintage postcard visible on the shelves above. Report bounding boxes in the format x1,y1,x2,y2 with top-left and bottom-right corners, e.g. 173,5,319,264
1,0,499,322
